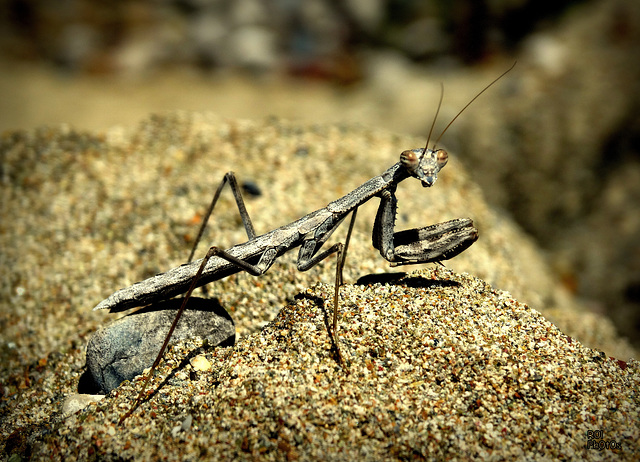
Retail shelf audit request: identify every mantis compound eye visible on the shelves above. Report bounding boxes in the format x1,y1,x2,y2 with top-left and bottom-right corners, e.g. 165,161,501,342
436,149,448,169
400,150,419,170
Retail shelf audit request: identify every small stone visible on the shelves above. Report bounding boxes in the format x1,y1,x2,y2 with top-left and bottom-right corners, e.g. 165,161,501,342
241,180,262,197
171,415,193,438
190,354,211,371
83,297,235,394
61,393,105,417
181,414,193,431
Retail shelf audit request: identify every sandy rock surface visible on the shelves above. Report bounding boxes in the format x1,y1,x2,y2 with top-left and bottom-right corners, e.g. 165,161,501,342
0,115,637,459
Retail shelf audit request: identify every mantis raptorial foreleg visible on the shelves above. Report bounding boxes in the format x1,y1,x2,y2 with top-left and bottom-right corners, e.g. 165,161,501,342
373,185,476,266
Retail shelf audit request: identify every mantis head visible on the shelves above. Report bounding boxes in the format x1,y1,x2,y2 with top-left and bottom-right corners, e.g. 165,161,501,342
400,148,448,187
398,62,515,189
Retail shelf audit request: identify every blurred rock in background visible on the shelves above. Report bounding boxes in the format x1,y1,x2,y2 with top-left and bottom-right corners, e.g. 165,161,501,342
1,0,639,348
0,0,585,78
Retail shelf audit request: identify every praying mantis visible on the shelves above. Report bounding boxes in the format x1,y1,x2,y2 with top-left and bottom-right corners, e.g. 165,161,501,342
93,63,515,424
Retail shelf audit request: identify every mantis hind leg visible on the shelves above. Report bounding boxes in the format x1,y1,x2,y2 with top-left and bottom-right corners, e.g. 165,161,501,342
119,172,263,425
188,171,257,263
187,171,259,298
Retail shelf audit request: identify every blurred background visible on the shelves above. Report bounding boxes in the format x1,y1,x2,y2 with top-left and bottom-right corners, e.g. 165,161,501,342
1,0,639,348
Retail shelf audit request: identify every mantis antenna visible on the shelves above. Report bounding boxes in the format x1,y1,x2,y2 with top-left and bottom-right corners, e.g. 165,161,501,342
425,61,516,153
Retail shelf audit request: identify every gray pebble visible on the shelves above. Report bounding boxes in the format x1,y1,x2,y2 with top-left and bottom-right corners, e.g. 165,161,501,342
83,297,235,394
